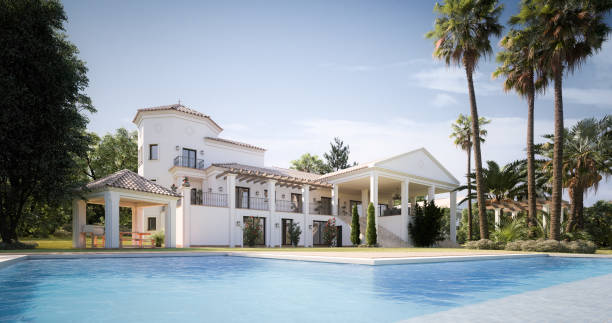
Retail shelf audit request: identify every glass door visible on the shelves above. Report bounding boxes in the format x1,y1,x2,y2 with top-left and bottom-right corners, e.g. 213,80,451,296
236,187,250,208
282,219,293,245
182,148,196,168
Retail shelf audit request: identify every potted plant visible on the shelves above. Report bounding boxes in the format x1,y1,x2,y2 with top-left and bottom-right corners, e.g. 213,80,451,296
288,222,302,247
151,231,165,248
243,217,260,247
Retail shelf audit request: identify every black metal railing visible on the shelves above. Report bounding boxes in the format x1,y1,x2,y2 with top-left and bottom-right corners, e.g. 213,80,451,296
382,207,402,216
190,191,228,207
236,197,269,211
173,156,205,169
275,200,302,213
310,200,332,215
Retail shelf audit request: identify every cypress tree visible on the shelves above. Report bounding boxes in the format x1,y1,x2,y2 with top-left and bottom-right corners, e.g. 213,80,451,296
366,202,377,246
350,204,360,246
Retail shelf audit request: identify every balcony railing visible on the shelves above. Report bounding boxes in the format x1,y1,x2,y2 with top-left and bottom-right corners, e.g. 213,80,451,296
236,197,269,211
382,207,402,216
310,200,332,215
173,156,205,169
275,200,302,213
191,191,228,207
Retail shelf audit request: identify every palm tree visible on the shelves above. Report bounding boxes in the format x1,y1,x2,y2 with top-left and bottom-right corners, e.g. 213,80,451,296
512,0,612,240
427,0,503,239
539,117,612,233
493,27,547,237
450,114,490,240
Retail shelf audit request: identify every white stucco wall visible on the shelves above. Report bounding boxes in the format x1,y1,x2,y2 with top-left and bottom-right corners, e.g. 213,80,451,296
190,206,229,246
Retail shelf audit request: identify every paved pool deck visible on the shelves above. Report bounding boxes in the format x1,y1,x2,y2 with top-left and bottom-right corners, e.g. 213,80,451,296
1,250,609,266
402,273,612,323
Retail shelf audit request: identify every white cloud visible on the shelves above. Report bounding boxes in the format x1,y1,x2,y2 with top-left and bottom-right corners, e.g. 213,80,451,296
432,93,458,107
412,67,500,95
563,88,612,108
320,59,427,72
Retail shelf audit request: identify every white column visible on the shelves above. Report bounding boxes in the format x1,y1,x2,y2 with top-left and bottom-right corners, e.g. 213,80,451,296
511,211,518,219
136,207,145,232
369,172,379,235
494,208,501,228
360,189,368,217
267,179,276,247
227,174,236,248
302,184,310,247
427,185,436,202
400,179,409,242
165,200,177,248
104,191,120,248
72,199,86,248
182,187,191,248
131,206,137,246
331,184,339,216
450,191,457,243
542,204,549,230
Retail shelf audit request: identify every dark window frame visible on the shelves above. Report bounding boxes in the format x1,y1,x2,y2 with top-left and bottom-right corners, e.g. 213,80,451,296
147,217,156,231
149,144,159,160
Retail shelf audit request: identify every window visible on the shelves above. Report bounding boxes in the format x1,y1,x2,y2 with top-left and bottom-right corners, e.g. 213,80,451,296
182,148,196,168
312,220,327,245
147,217,156,231
282,219,293,245
149,144,159,160
236,187,250,208
243,216,265,245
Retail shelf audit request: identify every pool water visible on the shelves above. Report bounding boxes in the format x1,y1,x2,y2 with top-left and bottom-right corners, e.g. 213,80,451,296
1,256,611,322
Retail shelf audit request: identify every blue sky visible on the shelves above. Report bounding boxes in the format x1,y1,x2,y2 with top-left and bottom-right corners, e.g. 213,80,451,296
62,0,612,204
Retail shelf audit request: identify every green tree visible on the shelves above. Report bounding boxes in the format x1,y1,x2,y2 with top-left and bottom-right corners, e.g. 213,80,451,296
323,137,354,172
450,114,490,241
350,204,361,246
83,128,138,180
539,117,612,233
408,201,445,247
288,222,302,247
0,0,94,244
322,217,337,246
365,202,377,246
583,201,612,248
427,0,503,239
290,153,329,175
513,0,612,240
493,26,548,237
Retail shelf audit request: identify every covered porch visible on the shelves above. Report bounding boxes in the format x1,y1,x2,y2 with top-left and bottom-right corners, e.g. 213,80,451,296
72,170,182,248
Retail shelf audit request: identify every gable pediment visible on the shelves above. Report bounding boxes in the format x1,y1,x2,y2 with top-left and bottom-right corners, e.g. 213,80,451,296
375,148,459,186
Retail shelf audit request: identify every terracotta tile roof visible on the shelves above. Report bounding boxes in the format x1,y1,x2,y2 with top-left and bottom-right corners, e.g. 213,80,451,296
205,137,266,151
212,163,330,187
85,169,181,197
133,104,223,130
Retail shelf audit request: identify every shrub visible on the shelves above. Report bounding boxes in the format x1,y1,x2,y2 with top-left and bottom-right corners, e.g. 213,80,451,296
535,240,564,252
288,222,302,247
53,229,72,239
504,240,524,251
151,231,165,247
564,240,597,254
323,217,337,246
350,204,361,246
491,219,527,243
408,201,445,247
0,241,38,250
365,202,377,246
503,239,596,254
464,239,505,250
243,218,260,247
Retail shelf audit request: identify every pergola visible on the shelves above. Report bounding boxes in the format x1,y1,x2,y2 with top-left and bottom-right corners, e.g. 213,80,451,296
485,198,571,227
72,169,181,248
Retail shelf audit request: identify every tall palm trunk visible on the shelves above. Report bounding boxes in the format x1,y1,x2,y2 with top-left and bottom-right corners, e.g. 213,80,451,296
467,147,473,240
465,64,489,239
550,65,564,241
526,72,537,238
566,185,578,232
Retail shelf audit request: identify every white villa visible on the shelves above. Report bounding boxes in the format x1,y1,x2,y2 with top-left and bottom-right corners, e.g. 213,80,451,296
73,104,460,248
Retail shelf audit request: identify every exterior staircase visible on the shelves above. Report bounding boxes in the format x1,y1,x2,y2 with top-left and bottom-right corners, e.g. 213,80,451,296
336,215,411,247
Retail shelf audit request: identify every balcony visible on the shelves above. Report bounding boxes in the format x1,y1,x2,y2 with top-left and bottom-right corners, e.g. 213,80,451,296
173,156,205,169
191,191,228,207
309,200,332,215
236,196,269,211
275,200,302,213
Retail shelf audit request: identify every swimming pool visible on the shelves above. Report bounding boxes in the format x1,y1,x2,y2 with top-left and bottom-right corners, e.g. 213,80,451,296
0,256,610,322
